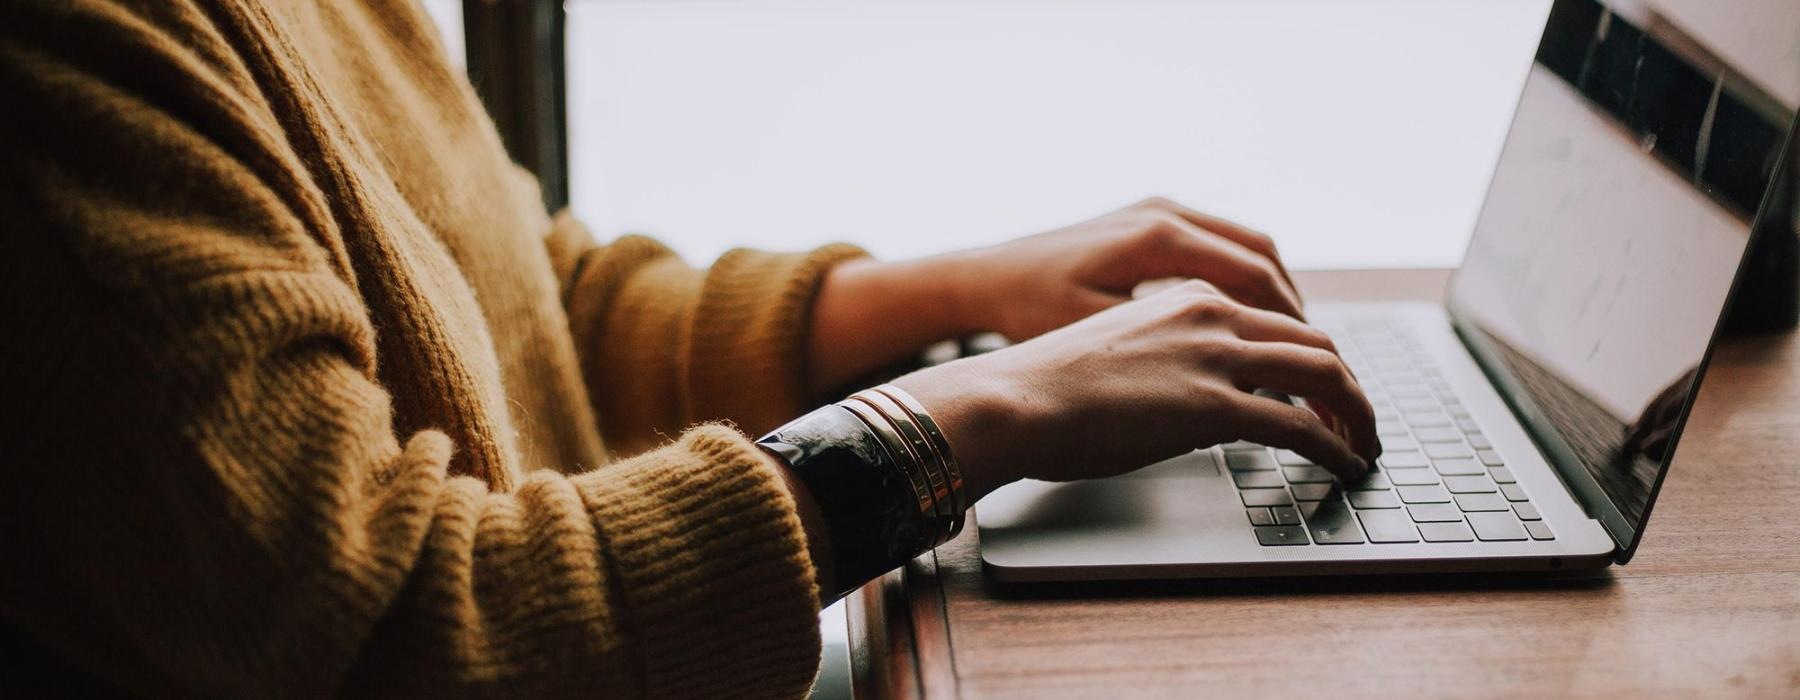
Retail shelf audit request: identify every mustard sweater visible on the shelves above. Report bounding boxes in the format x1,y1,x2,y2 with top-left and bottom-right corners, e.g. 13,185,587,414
0,0,866,696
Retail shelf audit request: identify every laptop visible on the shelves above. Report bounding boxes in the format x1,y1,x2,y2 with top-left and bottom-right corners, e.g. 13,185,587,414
977,0,1799,581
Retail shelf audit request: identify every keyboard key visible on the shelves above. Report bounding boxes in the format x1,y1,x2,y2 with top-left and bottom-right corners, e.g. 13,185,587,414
1467,433,1492,449
1283,466,1336,484
1273,450,1314,466
1477,449,1505,466
1398,484,1453,503
1380,452,1430,469
1467,512,1528,541
1443,475,1497,493
1304,499,1366,544
1226,450,1277,471
1405,412,1452,427
1381,435,1419,452
1433,458,1485,476
1271,505,1301,525
1348,490,1402,509
1414,427,1462,443
1425,443,1473,460
1358,510,1421,543
1347,472,1393,491
1455,493,1511,512
1408,503,1464,522
1524,521,1555,540
1255,525,1311,546
1391,385,1433,399
1456,418,1482,433
1381,371,1423,386
1247,507,1275,526
1375,358,1414,373
1500,484,1529,502
1241,489,1294,507
1513,503,1542,521
1396,398,1439,412
1222,441,1262,452
1233,471,1285,489
1291,483,1338,501
1376,420,1409,437
1420,521,1476,542
1490,467,1517,484
1387,469,1441,486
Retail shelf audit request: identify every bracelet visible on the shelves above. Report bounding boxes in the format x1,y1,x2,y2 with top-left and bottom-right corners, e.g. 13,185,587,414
755,385,967,601
757,404,932,601
846,387,966,543
872,384,967,539
845,392,952,526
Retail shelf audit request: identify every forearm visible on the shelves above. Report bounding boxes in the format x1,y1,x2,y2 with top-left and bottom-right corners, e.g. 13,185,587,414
806,254,987,395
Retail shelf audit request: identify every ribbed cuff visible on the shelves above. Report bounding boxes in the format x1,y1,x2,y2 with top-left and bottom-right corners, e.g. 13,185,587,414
687,244,870,435
574,424,823,699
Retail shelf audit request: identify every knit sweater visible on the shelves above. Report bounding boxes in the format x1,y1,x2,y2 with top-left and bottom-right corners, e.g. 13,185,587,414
0,0,867,696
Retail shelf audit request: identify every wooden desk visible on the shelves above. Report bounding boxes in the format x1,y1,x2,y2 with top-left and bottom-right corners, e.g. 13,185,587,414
847,269,1800,699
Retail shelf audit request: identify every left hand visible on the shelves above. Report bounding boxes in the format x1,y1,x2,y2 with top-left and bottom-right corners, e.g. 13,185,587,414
807,197,1304,393
950,196,1303,342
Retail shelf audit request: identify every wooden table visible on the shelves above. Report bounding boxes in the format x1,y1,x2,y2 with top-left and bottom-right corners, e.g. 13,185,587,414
846,269,1800,699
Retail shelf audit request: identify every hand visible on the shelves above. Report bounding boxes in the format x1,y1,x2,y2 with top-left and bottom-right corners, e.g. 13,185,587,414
890,280,1378,501
950,197,1304,342
805,197,1305,394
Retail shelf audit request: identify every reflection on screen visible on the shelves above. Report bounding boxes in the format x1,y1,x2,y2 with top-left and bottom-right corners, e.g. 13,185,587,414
1448,0,1795,539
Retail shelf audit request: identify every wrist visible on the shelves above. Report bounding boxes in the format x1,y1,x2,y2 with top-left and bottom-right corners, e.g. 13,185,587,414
920,247,1003,337
808,255,989,395
890,357,1021,502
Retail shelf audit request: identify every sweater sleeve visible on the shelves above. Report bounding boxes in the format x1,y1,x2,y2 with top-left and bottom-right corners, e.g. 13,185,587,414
544,214,868,455
0,4,820,698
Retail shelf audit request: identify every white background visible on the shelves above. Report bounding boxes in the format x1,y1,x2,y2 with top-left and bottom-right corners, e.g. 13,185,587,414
559,0,1553,269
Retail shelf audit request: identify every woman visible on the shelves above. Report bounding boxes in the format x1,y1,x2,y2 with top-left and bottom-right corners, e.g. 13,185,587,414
0,0,1377,697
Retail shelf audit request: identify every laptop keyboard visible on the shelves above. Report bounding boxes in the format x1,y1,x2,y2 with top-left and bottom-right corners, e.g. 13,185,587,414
1230,318,1556,546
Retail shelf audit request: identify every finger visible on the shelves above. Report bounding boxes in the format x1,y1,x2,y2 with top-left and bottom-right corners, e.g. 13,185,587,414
1149,198,1298,292
1230,343,1380,463
1215,301,1341,357
1149,217,1306,320
1131,276,1206,300
1227,391,1369,480
1218,309,1373,448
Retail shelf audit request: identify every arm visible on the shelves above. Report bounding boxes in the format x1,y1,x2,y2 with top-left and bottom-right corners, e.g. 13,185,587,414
544,217,869,454
0,8,819,696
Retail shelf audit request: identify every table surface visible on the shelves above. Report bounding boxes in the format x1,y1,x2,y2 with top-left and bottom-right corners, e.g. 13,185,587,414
846,268,1800,699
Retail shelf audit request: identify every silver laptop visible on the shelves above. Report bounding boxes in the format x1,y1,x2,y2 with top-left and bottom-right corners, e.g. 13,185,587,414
978,0,1799,581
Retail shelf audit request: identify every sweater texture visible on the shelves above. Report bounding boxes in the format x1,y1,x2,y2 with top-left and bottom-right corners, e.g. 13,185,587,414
0,0,866,696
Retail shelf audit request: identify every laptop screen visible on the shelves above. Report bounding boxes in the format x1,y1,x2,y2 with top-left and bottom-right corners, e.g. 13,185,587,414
1445,0,1797,558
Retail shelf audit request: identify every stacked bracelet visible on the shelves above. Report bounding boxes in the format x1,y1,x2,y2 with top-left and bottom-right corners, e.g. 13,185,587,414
755,384,966,601
844,386,966,544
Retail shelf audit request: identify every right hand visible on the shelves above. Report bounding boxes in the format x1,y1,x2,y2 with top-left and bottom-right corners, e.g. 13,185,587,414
891,280,1380,501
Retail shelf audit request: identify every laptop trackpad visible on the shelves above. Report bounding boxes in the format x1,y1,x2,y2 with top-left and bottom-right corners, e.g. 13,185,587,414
1116,449,1220,479
979,450,1220,532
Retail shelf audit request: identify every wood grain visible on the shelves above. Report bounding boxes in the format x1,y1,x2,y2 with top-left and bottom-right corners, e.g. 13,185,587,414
847,269,1800,699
